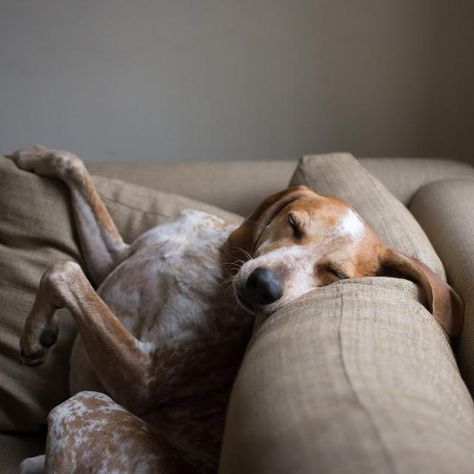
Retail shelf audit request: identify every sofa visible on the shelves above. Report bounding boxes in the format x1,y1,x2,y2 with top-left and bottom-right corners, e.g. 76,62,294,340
1,154,474,473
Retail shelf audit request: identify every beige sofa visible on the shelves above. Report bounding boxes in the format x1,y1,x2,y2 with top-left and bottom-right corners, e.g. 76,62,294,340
1,156,474,473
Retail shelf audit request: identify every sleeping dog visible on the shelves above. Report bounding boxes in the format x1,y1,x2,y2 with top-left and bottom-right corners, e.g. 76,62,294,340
8,146,462,473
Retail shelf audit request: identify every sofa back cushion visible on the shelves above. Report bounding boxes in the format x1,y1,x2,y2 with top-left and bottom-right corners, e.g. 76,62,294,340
0,156,241,432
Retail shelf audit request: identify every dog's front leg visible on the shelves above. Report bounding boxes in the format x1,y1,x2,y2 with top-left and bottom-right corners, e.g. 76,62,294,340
20,261,154,415
7,146,130,286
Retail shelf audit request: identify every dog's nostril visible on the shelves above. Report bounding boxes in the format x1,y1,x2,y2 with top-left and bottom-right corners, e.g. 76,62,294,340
246,267,283,305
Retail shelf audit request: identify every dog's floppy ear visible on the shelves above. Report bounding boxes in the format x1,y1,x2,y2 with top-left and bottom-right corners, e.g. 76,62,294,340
225,185,313,269
377,246,464,337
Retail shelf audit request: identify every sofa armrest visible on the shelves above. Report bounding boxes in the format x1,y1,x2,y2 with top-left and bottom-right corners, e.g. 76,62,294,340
219,278,474,474
410,179,474,392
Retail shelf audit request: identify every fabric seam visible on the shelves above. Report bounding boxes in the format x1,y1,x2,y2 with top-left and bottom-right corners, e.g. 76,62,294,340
299,165,312,187
97,193,170,218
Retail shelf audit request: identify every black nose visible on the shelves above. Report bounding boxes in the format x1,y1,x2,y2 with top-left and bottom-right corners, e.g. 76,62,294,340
246,267,283,306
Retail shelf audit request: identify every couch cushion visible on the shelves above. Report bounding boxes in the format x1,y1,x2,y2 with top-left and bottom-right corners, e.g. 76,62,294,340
0,158,80,432
87,157,474,216
0,156,242,432
90,175,241,243
219,279,474,474
409,179,474,394
289,153,446,278
359,157,474,205
87,160,296,218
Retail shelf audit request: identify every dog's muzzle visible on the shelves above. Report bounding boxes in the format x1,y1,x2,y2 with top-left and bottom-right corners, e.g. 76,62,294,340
239,266,283,309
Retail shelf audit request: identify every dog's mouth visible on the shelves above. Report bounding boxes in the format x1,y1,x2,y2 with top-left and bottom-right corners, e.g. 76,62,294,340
234,289,259,314
234,287,281,316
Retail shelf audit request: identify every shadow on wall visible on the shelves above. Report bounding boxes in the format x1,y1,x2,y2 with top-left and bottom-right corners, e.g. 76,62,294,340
0,0,473,163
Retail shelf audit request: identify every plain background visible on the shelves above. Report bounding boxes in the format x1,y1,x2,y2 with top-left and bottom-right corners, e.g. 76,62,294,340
1,0,473,164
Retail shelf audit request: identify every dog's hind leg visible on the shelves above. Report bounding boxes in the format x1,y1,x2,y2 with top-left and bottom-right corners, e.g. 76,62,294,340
43,391,193,474
7,146,130,285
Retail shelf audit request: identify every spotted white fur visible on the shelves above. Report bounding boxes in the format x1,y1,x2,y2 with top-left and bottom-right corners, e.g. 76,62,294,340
337,209,365,240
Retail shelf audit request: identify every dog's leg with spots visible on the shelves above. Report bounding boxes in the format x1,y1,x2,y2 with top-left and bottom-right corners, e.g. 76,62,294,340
7,146,130,285
43,391,192,473
19,261,154,414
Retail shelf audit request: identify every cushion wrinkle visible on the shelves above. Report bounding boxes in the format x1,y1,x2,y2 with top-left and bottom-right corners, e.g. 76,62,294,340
98,194,170,218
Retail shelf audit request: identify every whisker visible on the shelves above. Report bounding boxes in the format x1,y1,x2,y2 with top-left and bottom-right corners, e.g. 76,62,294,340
232,247,252,262
221,259,248,269
221,260,246,266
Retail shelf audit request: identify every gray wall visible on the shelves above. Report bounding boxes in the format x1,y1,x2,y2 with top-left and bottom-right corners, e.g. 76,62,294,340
1,1,473,163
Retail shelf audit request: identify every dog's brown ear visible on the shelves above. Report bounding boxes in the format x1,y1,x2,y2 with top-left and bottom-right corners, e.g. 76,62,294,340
377,246,464,337
225,186,313,270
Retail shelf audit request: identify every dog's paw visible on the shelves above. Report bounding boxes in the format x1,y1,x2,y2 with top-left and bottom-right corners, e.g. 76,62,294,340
19,347,47,367
6,145,53,171
6,145,83,180
19,324,58,367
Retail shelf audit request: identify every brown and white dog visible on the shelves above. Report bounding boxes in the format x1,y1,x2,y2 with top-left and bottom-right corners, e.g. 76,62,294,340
8,146,462,474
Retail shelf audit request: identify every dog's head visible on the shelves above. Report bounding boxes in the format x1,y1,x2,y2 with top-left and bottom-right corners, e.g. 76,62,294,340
225,185,463,337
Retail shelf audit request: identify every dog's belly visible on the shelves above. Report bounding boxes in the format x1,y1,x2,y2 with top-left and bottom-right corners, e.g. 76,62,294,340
71,210,239,386
69,210,250,469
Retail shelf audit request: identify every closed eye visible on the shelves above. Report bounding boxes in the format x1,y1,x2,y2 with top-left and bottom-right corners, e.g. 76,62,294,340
328,267,349,280
288,213,303,238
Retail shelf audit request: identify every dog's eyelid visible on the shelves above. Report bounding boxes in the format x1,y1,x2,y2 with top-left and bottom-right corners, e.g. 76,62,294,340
288,213,303,237
328,266,349,280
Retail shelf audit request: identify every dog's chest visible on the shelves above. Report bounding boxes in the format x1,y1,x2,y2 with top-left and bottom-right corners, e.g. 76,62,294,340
97,210,240,341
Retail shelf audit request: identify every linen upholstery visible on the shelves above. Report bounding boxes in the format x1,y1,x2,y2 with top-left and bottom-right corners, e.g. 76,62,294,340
409,179,474,394
90,175,241,244
0,157,80,432
0,156,241,432
219,279,474,474
289,153,446,278
359,157,474,205
87,157,474,215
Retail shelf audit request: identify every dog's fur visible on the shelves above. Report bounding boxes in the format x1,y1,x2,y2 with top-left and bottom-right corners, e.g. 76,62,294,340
9,146,463,474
